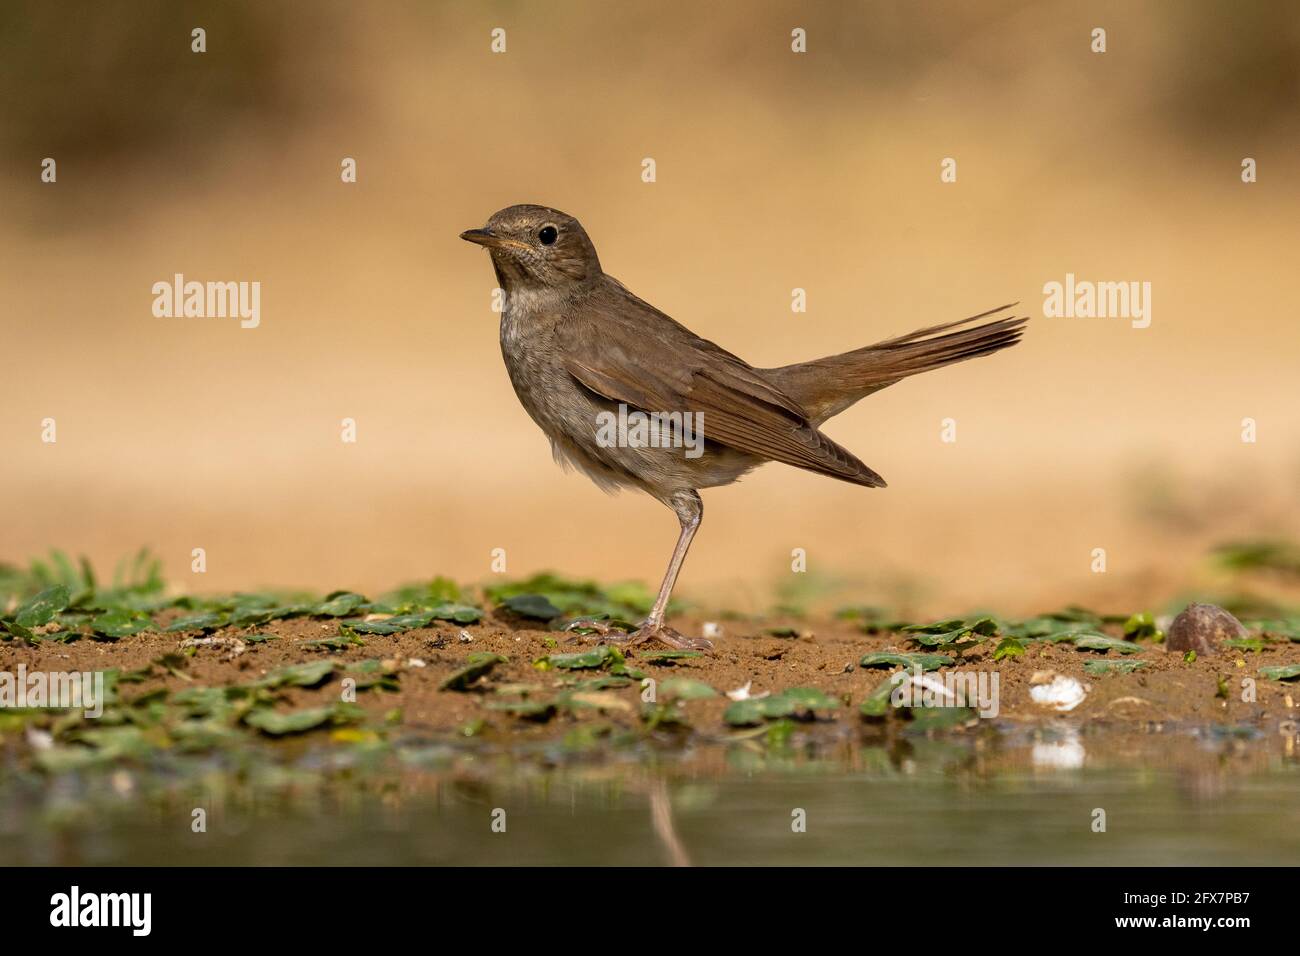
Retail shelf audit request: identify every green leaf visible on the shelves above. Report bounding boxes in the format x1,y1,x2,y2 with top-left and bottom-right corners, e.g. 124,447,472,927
1082,660,1149,675
485,572,656,623
428,603,482,624
992,637,1025,661
440,652,508,691
314,592,367,617
163,611,229,633
574,675,637,690
1248,620,1300,642
68,725,156,759
724,697,792,726
904,616,993,632
1043,606,1103,625
423,576,463,603
245,706,334,735
228,603,313,628
116,664,156,684
127,685,169,707
659,678,718,700
37,629,79,644
2,620,37,642
345,658,388,673
902,616,998,647
762,718,796,747
1222,637,1266,652
301,632,365,651
901,618,967,634
172,686,241,718
1001,617,1066,640
91,608,152,638
1071,634,1143,654
1215,540,1300,576
723,687,839,726
1259,664,1300,681
534,645,625,671
258,660,336,689
1122,612,1162,642
781,687,842,709
859,677,898,717
641,702,688,729
13,584,71,627
502,594,562,620
344,612,435,635
858,652,953,671
1033,628,1098,644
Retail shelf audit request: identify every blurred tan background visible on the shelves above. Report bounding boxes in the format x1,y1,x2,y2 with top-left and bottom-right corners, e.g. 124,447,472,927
3,0,1299,615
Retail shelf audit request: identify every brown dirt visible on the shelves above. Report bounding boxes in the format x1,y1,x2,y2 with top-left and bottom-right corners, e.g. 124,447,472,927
4,610,1297,738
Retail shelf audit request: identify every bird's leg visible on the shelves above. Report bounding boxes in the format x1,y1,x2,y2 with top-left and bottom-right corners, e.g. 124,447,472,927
565,491,712,650
629,491,713,651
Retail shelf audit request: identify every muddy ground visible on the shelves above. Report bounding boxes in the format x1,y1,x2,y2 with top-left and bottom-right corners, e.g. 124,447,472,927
4,610,1297,751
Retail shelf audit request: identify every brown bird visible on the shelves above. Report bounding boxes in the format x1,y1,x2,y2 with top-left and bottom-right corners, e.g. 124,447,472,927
462,204,1026,649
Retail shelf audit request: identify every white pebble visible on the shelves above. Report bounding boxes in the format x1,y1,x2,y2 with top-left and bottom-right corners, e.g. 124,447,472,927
1029,675,1087,711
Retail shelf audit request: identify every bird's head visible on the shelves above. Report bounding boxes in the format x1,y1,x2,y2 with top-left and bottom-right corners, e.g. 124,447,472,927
460,204,601,293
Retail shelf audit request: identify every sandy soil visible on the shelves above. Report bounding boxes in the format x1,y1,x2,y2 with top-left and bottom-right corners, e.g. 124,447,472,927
4,610,1296,743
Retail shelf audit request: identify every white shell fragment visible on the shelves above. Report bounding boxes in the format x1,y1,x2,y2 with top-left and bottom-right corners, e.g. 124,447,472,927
1029,675,1088,712
725,681,769,701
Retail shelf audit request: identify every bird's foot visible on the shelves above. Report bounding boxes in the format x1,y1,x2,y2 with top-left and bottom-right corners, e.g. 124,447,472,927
563,618,713,651
628,622,714,651
562,618,634,642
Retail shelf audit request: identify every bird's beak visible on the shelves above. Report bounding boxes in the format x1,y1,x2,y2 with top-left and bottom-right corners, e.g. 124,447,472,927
460,227,504,248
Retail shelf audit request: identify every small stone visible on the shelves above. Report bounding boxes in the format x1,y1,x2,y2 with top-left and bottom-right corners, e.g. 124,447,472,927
1165,603,1245,656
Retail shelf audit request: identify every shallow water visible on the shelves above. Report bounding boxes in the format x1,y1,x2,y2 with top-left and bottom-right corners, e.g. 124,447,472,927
4,722,1299,866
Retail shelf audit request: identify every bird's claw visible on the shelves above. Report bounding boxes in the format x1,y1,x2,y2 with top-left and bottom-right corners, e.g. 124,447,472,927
563,618,632,642
629,623,714,651
564,618,713,651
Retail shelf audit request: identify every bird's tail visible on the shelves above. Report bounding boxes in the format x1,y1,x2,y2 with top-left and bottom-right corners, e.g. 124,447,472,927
765,303,1027,425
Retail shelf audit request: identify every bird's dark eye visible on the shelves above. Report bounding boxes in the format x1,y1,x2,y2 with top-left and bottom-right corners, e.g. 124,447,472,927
538,225,558,245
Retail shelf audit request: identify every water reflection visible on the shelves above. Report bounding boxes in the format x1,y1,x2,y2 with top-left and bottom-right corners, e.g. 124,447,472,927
3,722,1299,865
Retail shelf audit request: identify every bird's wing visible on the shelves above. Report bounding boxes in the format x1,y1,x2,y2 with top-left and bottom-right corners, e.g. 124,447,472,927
558,282,886,488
